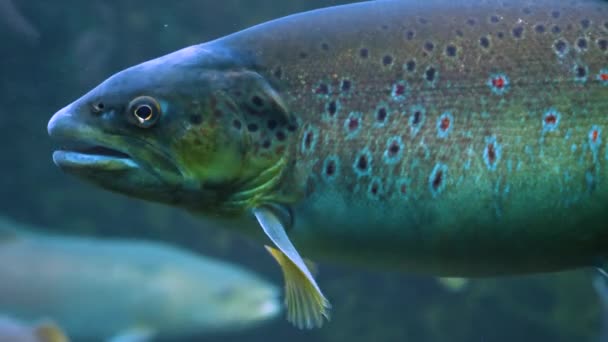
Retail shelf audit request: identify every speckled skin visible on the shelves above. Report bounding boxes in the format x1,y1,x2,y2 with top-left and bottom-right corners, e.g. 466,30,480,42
49,0,608,277
214,0,608,275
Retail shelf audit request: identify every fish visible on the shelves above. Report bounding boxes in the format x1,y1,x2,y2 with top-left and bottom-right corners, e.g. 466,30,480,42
0,315,69,342
47,0,608,329
0,216,280,341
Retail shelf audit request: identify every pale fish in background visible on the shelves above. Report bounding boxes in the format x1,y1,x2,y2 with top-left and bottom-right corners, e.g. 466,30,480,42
0,216,281,342
0,315,69,342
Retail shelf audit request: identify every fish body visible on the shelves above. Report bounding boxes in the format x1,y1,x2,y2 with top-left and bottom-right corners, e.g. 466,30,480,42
48,0,608,327
0,217,280,340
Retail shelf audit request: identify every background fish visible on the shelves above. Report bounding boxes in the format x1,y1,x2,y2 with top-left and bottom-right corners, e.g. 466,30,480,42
0,315,68,342
45,0,608,333
0,216,280,341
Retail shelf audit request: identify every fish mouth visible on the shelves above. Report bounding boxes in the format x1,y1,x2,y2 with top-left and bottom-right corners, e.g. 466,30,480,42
52,142,139,171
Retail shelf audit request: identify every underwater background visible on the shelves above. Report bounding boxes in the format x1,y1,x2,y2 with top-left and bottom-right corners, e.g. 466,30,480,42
0,1,602,341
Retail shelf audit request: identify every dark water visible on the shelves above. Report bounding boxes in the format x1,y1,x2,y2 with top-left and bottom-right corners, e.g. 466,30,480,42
0,1,602,341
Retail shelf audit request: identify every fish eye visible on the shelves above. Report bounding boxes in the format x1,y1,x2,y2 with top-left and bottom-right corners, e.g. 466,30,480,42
128,96,161,128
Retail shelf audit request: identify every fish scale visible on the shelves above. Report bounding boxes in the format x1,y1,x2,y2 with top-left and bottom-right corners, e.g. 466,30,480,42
220,0,608,273
47,0,608,328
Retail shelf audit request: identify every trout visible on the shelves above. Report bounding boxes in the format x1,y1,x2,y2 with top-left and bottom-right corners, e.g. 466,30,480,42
47,0,608,328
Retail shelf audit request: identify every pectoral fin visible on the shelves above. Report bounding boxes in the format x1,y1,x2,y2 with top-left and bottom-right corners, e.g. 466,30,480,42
33,321,70,342
253,206,330,329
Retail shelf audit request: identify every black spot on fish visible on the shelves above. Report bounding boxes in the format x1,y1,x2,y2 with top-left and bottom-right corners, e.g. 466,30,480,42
418,17,428,25
232,120,242,130
325,160,336,176
304,131,314,149
455,29,464,37
598,39,608,51
425,67,437,83
490,15,500,23
262,140,271,149
327,101,337,116
445,44,457,57
424,41,434,52
382,55,393,66
341,80,352,92
314,83,329,95
581,19,591,29
321,43,329,51
551,10,561,19
376,107,388,122
554,39,568,56
552,25,561,34
534,24,546,33
577,38,588,51
432,169,443,191
251,96,264,107
287,123,298,132
512,26,524,39
357,155,368,171
267,119,277,130
276,131,286,142
299,52,308,59
388,141,400,155
522,7,531,15
412,111,422,125
381,24,389,30
466,18,477,26
405,30,415,41
359,48,369,59
189,114,202,125
247,123,259,132
480,36,490,49
576,65,587,78
406,60,416,72
497,31,505,39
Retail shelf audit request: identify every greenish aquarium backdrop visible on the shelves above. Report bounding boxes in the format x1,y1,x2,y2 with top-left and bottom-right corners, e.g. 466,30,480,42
0,1,604,341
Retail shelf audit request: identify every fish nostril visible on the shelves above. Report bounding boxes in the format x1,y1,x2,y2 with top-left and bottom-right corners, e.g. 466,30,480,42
91,102,105,114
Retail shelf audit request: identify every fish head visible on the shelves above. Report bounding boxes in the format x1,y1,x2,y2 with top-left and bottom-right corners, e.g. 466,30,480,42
153,262,281,335
48,44,294,213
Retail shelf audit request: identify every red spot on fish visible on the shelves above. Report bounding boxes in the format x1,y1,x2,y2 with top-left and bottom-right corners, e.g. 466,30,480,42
400,183,407,195
492,77,505,89
601,73,608,81
440,116,451,131
592,129,599,143
544,113,557,125
394,83,406,96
